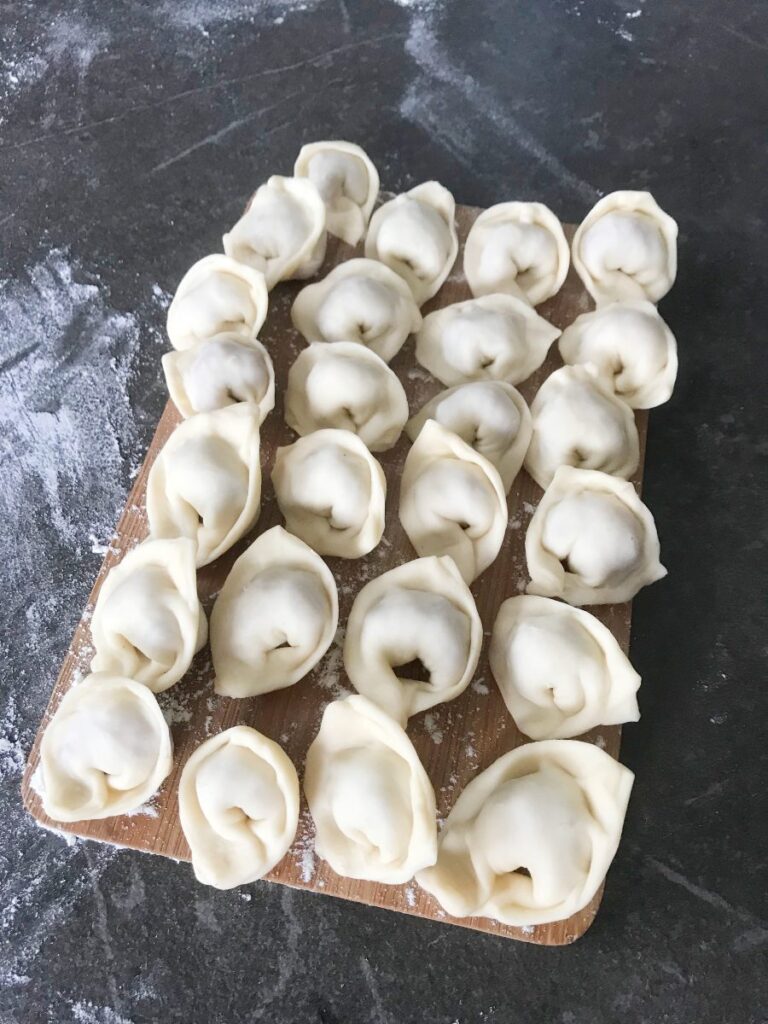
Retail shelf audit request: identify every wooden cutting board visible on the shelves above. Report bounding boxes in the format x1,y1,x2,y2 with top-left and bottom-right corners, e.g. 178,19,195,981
22,204,648,945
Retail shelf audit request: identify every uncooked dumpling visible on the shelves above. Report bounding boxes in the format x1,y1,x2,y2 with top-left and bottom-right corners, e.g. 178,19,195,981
525,365,639,489
416,740,633,926
179,726,299,889
146,403,262,568
304,695,437,884
365,182,458,304
223,175,327,289
210,526,338,698
343,556,482,723
489,595,640,739
166,254,268,351
272,428,386,558
285,341,408,452
415,294,560,387
90,538,207,693
399,419,507,583
558,300,678,409
572,191,678,304
40,674,172,822
407,381,532,493
463,202,569,305
294,140,379,246
162,333,275,420
291,258,422,362
526,466,666,605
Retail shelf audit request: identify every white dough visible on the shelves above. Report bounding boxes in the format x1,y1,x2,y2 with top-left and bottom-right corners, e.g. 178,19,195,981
146,403,262,568
416,740,634,926
304,695,437,884
343,556,482,723
272,428,386,558
90,538,207,693
210,526,338,698
463,202,570,305
489,595,640,739
415,294,561,387
526,466,666,605
223,175,327,289
285,341,408,452
294,140,379,246
525,365,639,489
365,182,458,304
399,419,507,583
572,190,678,304
558,300,678,409
179,726,299,889
406,381,532,493
40,674,172,822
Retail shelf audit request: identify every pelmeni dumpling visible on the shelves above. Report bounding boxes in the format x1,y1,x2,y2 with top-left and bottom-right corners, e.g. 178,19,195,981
285,342,408,452
179,726,299,889
415,294,561,387
294,141,379,246
526,466,666,605
162,333,275,420
166,254,269,351
343,556,482,723
210,526,338,698
365,182,458,304
223,175,327,289
272,428,386,558
572,191,678,304
400,419,507,583
40,674,172,822
407,381,532,493
525,365,639,490
90,538,207,693
304,695,437,884
490,595,641,739
146,403,261,568
463,202,570,305
416,740,633,926
291,258,422,362
558,300,678,409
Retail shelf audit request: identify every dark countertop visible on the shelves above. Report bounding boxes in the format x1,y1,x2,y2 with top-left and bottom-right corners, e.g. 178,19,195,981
1,1,766,1021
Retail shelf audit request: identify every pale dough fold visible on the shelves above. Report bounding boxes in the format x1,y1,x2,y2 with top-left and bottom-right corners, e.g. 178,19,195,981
294,140,379,246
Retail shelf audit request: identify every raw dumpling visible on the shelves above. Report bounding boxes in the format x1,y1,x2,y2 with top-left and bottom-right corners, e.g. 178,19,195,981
90,538,207,693
162,333,275,420
166,254,268,352
179,726,299,889
40,674,172,822
416,740,633,926
526,466,666,605
272,428,386,558
210,526,338,698
304,695,437,884
572,190,678,304
400,419,507,583
463,202,569,305
146,403,262,568
285,341,408,452
525,365,639,490
489,595,640,739
223,175,327,289
415,294,561,387
365,182,458,304
406,381,532,493
291,257,422,362
344,556,482,723
558,300,678,409
294,140,379,246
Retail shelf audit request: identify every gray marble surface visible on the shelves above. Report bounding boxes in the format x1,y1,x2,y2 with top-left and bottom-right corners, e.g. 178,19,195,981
1,1,766,1022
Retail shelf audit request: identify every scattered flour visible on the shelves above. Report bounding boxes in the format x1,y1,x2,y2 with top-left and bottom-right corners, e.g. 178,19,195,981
404,885,417,907
471,678,490,696
315,627,352,700
423,712,444,745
